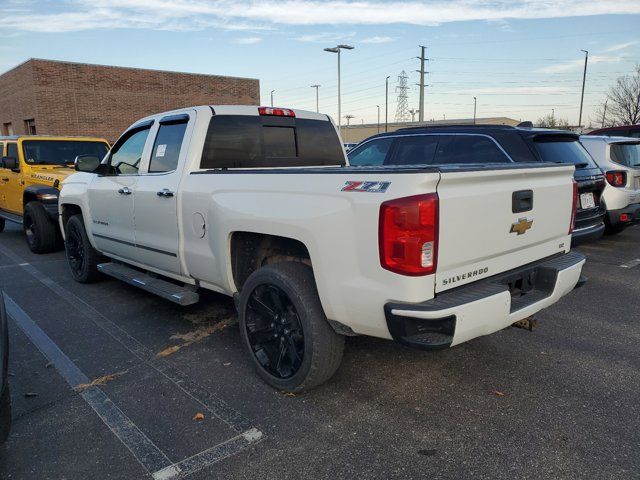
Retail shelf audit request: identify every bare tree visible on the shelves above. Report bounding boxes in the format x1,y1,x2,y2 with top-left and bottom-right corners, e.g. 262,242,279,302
536,114,570,128
593,63,640,127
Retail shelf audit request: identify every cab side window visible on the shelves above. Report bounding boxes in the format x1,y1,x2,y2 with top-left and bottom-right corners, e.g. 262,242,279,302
109,127,151,175
387,135,439,165
347,138,394,166
435,135,510,164
148,119,188,173
6,143,18,161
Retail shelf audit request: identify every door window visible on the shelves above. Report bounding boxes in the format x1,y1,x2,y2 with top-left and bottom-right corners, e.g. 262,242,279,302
149,120,188,173
435,135,511,164
347,138,394,166
109,127,151,175
388,135,439,165
6,144,18,161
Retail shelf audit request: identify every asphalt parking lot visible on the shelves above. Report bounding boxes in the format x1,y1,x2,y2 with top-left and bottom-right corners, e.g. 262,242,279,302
0,221,638,479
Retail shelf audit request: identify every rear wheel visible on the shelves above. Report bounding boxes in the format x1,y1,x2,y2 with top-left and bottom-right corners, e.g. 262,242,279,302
23,201,57,254
64,215,102,283
239,262,344,393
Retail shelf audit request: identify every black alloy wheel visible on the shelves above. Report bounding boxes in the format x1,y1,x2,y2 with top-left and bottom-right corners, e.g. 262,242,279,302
245,284,305,379
66,220,85,276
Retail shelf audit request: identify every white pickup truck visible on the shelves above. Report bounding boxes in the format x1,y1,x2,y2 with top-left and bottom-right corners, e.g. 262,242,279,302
59,105,585,392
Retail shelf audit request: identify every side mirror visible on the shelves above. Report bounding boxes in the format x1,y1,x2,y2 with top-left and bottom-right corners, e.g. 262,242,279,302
74,155,101,173
1,156,18,172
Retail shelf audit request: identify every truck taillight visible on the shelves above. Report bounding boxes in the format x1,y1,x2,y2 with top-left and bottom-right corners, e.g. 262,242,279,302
605,170,626,187
379,193,438,276
258,107,295,117
569,180,578,234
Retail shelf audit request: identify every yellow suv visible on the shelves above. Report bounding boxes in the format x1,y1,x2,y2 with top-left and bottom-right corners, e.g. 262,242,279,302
0,135,109,253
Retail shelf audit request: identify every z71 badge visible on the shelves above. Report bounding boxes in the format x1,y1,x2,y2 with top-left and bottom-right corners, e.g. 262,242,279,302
341,181,390,193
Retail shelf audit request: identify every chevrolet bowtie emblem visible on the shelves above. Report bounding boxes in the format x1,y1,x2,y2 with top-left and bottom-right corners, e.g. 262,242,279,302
510,217,533,235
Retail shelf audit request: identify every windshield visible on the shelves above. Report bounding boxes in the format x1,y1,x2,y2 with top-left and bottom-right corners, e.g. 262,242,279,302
610,143,640,168
533,137,598,168
22,140,109,166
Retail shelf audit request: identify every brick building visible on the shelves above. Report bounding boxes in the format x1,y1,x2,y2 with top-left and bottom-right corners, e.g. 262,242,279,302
0,58,260,142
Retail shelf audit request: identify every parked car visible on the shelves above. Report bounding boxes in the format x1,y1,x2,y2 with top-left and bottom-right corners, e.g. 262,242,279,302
580,136,640,233
0,293,10,444
348,125,606,245
59,106,585,392
0,136,110,253
587,125,640,138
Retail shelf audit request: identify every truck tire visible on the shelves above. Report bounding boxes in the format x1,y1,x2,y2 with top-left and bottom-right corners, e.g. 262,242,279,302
239,261,344,393
0,218,5,233
23,201,57,254
64,214,102,283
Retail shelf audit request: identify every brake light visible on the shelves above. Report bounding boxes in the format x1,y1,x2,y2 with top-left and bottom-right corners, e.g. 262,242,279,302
569,180,578,234
258,107,295,117
605,171,626,187
379,193,438,276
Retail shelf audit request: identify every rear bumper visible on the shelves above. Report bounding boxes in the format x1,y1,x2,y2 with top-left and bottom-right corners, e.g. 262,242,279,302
571,221,604,246
606,202,640,227
384,251,585,350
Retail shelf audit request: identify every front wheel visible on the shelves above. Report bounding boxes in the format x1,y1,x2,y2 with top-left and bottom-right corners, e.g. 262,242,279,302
64,215,102,283
239,261,344,393
23,202,57,254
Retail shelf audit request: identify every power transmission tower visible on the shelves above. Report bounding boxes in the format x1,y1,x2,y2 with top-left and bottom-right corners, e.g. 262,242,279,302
416,46,429,122
395,71,410,123
344,114,355,125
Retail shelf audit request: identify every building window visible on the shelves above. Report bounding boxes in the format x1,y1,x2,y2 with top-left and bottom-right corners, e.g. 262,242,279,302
24,119,36,135
2,123,13,136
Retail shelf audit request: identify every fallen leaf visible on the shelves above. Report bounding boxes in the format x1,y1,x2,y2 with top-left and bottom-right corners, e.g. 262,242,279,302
492,391,505,397
223,362,231,367
74,370,128,392
193,412,205,421
156,345,183,358
282,392,296,397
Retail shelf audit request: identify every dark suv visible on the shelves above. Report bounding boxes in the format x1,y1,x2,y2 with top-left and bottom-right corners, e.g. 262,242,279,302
347,125,606,245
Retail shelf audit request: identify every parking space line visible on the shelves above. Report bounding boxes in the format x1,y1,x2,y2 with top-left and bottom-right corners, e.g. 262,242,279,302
620,258,640,269
0,243,256,433
4,293,174,475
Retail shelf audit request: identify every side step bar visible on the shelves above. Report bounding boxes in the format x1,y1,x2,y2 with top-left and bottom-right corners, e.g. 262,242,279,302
97,263,199,306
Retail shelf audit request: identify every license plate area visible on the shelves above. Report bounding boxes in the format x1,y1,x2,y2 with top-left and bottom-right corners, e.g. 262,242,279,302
580,192,596,209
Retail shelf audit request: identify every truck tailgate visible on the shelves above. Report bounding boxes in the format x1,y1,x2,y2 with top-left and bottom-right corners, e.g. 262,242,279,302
435,164,575,293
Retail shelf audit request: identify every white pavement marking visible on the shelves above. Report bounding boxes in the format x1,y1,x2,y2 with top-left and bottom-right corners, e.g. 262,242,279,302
0,244,266,478
620,259,640,268
4,293,174,475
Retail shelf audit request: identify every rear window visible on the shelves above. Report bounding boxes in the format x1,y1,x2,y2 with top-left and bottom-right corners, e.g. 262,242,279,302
434,135,511,165
22,140,109,166
610,143,640,167
200,116,345,169
533,136,597,168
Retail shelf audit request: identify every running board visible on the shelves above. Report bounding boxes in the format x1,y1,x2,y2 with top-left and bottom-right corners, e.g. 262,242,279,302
97,263,199,306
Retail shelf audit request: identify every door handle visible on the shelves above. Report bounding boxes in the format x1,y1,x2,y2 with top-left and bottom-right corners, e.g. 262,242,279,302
157,188,174,198
118,187,132,195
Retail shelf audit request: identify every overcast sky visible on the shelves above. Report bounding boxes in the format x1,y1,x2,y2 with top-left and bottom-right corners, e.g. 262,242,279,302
1,0,639,126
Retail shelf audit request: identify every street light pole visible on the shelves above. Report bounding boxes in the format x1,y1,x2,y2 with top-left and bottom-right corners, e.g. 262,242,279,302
270,90,275,107
324,44,354,134
578,49,589,129
473,97,477,124
601,99,608,128
385,75,390,132
376,105,380,133
311,85,321,112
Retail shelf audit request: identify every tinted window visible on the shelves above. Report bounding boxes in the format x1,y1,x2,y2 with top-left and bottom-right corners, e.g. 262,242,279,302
610,143,640,167
110,128,150,175
435,135,511,165
6,143,18,160
630,130,640,138
533,137,597,168
388,135,438,165
22,141,108,166
149,121,188,173
201,116,344,169
0,143,3,156
348,138,394,166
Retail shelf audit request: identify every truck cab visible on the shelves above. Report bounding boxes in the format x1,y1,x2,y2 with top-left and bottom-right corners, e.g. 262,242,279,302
0,135,109,253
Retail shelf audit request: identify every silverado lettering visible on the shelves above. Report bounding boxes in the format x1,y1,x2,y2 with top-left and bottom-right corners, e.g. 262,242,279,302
442,267,489,286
